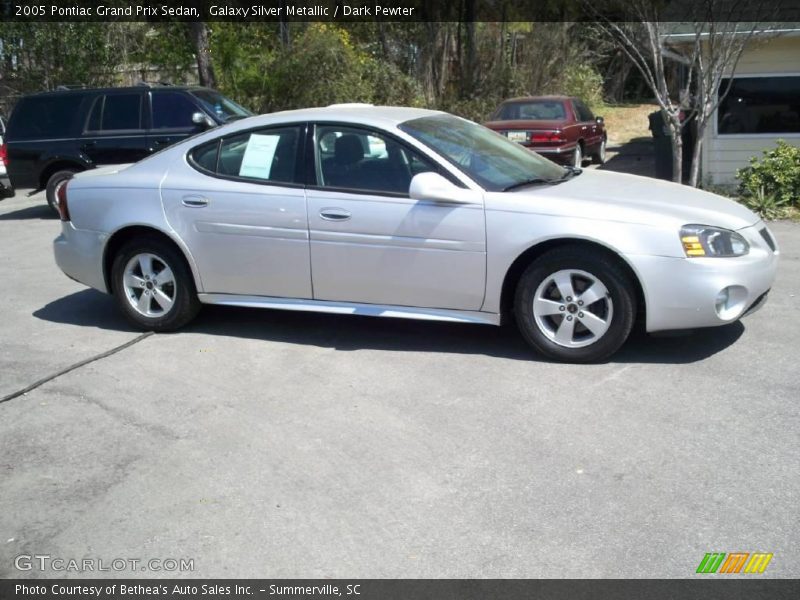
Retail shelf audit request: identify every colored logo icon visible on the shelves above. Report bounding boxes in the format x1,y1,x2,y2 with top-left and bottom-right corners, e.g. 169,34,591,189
696,552,773,574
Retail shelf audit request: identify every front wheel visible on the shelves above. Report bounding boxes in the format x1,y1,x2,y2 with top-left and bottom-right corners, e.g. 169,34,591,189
514,247,636,363
111,236,200,331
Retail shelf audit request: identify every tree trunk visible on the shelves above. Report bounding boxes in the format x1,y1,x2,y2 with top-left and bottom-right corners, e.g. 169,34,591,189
689,122,706,188
188,22,216,88
667,116,683,184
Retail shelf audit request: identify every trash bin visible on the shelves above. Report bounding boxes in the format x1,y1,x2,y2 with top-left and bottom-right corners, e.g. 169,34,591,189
649,109,695,183
648,110,674,181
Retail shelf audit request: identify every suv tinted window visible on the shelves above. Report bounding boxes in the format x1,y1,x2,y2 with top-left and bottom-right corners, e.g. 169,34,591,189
86,94,142,131
152,92,199,129
315,125,436,194
102,94,142,130
7,94,85,139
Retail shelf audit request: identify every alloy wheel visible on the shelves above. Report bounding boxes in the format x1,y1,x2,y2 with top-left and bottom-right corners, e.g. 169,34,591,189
532,268,613,348
122,253,177,317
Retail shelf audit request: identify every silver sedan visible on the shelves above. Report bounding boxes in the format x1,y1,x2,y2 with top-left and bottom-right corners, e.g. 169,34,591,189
53,106,778,362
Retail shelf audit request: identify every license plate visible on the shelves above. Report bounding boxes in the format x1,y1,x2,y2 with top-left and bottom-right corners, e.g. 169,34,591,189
507,131,528,143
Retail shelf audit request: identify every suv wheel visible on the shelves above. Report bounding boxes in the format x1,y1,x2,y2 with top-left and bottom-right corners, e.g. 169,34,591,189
111,236,201,331
514,247,636,363
46,169,79,213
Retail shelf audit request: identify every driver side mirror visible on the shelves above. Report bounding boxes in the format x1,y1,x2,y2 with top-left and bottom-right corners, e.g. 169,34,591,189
409,172,480,205
192,112,214,129
595,116,604,125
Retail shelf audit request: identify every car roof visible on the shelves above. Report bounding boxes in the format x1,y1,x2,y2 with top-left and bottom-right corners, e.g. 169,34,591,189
501,95,573,103
223,105,446,131
22,85,210,98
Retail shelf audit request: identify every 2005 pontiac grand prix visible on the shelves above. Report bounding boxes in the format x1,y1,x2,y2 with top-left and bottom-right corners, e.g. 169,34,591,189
52,105,778,362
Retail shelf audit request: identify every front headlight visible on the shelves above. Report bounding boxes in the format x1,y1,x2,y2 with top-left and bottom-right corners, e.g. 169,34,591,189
680,225,749,257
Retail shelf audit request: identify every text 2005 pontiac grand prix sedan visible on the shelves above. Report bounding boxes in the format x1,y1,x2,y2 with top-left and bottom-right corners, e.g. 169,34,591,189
53,105,778,362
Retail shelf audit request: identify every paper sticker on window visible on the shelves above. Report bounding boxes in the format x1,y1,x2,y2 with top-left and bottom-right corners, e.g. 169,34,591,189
239,133,280,179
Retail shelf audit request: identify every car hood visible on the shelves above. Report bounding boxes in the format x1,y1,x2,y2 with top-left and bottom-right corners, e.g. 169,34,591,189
484,119,566,130
504,169,759,230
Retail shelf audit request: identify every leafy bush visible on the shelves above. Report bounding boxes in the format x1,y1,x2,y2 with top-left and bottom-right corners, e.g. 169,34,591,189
736,140,800,208
562,63,605,112
740,186,793,220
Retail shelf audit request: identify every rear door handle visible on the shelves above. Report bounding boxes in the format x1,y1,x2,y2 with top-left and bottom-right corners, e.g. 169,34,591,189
319,208,351,221
182,195,209,207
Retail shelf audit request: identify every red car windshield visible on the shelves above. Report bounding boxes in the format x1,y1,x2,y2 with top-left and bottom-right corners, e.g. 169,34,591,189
494,101,566,121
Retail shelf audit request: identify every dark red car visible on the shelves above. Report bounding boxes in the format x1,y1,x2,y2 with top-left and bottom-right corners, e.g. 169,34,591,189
484,95,607,168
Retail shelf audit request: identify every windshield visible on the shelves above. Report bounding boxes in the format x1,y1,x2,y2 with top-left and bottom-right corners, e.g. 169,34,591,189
190,90,252,122
399,114,567,191
495,100,567,121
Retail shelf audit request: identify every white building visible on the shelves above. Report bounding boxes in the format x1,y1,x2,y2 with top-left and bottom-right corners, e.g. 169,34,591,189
668,26,800,185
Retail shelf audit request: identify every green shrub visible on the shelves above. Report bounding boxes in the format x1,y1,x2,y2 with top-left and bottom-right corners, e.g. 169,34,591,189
562,63,605,112
740,186,793,220
736,140,800,208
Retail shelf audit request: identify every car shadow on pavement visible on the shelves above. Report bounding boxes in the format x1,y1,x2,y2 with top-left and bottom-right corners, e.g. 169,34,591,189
36,289,745,365
0,203,55,220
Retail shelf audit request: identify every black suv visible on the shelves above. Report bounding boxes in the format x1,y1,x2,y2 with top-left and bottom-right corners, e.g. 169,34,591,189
4,84,252,210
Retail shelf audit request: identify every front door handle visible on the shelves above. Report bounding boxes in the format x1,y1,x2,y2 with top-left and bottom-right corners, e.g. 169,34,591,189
319,208,351,221
182,195,209,207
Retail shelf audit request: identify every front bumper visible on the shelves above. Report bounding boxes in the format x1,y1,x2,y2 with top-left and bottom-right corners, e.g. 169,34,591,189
54,223,109,293
630,223,779,332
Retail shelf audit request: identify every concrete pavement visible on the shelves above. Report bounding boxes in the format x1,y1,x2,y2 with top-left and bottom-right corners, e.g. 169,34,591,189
0,191,797,578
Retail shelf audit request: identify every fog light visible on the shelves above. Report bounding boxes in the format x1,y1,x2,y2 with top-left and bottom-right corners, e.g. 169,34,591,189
714,286,747,320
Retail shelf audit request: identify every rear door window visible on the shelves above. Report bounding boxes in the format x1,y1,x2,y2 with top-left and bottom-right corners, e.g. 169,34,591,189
86,93,143,132
190,126,302,185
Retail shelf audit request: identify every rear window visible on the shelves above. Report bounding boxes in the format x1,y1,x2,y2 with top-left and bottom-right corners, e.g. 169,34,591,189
6,94,85,140
494,101,567,121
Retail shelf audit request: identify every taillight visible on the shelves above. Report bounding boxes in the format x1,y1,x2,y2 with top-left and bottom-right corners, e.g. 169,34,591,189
530,131,566,143
0,144,7,167
56,180,70,222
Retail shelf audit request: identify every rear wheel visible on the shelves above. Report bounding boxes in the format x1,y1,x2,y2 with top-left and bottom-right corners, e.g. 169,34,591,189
110,236,200,331
514,247,636,363
592,138,607,165
45,169,79,213
572,143,583,168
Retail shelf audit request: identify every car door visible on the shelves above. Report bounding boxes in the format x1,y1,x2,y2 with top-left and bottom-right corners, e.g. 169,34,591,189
81,91,149,165
160,124,312,298
146,90,206,154
306,123,486,311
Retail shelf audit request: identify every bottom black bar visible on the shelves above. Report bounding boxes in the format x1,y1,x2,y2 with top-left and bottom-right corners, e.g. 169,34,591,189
1,580,800,600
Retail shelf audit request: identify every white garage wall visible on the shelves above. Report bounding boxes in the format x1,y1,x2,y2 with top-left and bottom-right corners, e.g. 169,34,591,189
702,35,800,186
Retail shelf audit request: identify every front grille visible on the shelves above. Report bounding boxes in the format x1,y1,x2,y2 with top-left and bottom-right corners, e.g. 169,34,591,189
759,227,776,252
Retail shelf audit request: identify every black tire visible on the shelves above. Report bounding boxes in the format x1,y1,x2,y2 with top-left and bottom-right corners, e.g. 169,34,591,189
110,235,200,331
592,137,607,165
45,169,79,213
514,247,636,363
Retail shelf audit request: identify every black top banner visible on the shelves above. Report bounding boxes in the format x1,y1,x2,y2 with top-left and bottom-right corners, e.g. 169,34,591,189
2,0,800,22
1,579,800,600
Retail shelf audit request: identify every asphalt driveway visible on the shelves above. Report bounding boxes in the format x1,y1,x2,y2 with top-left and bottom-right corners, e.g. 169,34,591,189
0,192,798,578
